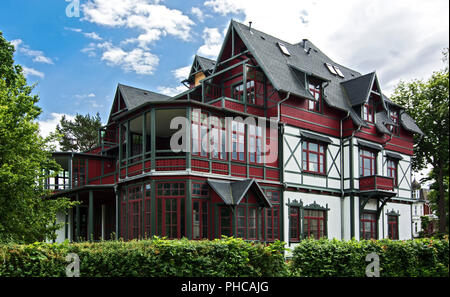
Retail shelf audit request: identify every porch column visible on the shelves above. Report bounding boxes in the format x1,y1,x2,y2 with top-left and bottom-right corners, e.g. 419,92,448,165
88,190,94,241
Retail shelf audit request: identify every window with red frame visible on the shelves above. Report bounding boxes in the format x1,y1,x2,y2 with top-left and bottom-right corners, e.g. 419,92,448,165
289,206,300,242
308,81,322,113
192,182,209,197
232,121,245,161
363,100,374,123
144,184,151,237
302,141,326,174
387,215,399,240
233,80,255,103
389,110,399,135
192,111,208,157
303,209,326,239
359,149,376,176
210,116,226,160
156,183,185,239
128,185,142,240
360,212,377,240
192,199,208,239
387,159,398,186
219,206,232,237
249,125,263,164
72,158,86,187
265,206,279,241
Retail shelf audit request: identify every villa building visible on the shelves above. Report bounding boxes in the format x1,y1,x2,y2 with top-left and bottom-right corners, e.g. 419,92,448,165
47,20,423,246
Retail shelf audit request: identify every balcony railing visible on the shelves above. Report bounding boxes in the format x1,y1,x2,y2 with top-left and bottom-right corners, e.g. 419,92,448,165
359,175,395,192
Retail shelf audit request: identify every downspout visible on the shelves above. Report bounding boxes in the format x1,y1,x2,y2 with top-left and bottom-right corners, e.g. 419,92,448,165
340,111,350,239
277,92,291,122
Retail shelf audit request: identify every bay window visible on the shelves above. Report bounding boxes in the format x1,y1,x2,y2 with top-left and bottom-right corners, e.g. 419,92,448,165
359,149,376,176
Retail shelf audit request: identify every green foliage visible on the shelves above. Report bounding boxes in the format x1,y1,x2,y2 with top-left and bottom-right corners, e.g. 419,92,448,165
391,49,449,233
0,31,76,243
0,237,288,277
290,238,449,277
53,112,102,152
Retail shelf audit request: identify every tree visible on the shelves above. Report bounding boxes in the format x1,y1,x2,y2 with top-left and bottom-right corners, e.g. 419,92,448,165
0,31,75,243
55,112,102,152
391,49,449,234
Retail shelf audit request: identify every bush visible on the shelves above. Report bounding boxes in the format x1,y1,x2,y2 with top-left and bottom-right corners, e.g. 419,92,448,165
290,238,449,277
0,237,288,277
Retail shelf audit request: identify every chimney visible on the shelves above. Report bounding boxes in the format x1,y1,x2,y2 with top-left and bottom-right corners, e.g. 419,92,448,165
302,38,308,49
248,21,252,31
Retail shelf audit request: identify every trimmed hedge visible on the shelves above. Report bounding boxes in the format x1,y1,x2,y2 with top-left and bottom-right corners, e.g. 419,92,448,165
0,237,288,277
289,238,449,277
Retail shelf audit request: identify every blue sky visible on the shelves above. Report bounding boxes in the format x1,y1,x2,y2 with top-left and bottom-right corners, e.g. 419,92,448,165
1,0,448,142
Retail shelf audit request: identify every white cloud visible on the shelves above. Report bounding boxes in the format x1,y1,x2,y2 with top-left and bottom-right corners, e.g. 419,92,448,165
98,41,159,75
83,32,103,40
191,7,205,22
81,0,195,47
64,27,82,33
172,65,191,81
22,66,45,79
203,0,449,95
38,113,75,139
156,85,188,97
197,27,224,58
11,39,54,64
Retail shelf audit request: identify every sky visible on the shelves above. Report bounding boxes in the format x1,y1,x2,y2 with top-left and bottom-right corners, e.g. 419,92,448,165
1,0,449,181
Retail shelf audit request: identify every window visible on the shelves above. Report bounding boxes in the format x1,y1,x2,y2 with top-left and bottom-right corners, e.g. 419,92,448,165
210,116,226,160
144,184,151,237
233,81,255,103
289,206,300,242
192,182,209,197
156,183,185,239
265,190,280,242
325,63,338,75
302,141,326,174
333,66,344,78
363,100,374,123
387,215,399,240
236,206,247,238
277,42,291,56
387,159,398,186
265,206,280,241
232,121,245,161
303,209,326,239
360,212,377,240
72,158,86,187
192,200,208,239
219,207,232,237
249,125,263,164
192,111,208,157
248,207,257,240
308,80,322,112
389,110,399,135
128,185,142,240
359,149,376,176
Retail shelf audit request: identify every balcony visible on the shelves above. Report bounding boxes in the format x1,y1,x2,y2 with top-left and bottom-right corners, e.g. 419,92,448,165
359,175,396,197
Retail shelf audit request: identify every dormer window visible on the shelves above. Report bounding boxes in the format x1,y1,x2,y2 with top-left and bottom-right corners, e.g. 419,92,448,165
389,110,399,135
308,78,322,113
363,99,374,123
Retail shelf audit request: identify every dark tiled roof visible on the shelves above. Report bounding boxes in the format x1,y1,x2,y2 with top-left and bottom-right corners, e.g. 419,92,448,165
118,84,171,110
341,72,375,106
400,112,424,135
231,20,363,125
375,111,394,135
196,55,216,73
207,178,272,208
